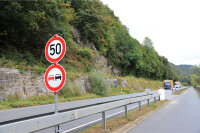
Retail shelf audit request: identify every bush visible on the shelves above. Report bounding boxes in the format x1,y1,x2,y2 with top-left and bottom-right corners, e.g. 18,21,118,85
60,81,82,98
6,93,21,102
88,70,109,96
78,48,93,61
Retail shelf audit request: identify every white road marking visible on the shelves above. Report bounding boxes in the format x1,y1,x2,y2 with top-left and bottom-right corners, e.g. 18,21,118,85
62,118,102,133
62,101,153,133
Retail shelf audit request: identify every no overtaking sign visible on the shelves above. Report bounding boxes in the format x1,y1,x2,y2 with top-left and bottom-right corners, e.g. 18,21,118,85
44,64,66,92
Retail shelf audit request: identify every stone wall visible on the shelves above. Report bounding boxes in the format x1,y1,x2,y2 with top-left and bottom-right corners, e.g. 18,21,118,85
0,67,120,100
0,68,50,100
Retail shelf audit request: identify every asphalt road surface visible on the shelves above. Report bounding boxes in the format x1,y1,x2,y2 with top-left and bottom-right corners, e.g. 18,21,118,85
127,87,200,133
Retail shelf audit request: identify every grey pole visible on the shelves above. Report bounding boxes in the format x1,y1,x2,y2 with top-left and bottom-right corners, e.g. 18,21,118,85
124,105,128,117
55,92,62,133
55,92,58,114
139,101,142,111
114,80,118,95
147,99,150,107
154,97,157,103
102,111,106,130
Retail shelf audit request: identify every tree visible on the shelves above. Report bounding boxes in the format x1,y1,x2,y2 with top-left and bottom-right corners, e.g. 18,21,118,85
190,65,200,87
143,37,154,49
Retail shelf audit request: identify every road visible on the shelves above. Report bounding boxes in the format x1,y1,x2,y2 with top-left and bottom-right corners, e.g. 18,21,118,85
127,87,200,133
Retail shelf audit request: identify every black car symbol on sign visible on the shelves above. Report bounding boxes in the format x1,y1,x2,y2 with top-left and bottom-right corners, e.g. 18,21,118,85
55,74,62,81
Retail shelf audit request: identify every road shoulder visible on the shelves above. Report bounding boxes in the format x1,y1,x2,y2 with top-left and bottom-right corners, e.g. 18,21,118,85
112,100,170,133
113,88,189,133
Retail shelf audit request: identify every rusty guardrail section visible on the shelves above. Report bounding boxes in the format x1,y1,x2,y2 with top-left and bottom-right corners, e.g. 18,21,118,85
0,93,160,133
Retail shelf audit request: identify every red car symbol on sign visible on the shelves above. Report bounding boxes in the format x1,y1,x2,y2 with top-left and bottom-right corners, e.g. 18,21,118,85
48,75,54,81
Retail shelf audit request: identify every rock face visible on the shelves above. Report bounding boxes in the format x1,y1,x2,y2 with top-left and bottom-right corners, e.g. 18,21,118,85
70,76,91,94
119,79,129,89
70,25,120,75
0,67,92,100
93,52,108,71
0,68,50,100
106,78,117,88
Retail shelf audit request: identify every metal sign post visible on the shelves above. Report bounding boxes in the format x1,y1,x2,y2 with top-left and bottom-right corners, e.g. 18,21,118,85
114,80,118,95
54,91,62,133
54,92,58,114
54,62,58,115
44,34,66,133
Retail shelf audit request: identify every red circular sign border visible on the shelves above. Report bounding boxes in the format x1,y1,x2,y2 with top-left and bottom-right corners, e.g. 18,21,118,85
45,36,66,63
44,64,66,92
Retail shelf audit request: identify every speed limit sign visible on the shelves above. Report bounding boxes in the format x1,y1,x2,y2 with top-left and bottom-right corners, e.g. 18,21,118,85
45,34,66,63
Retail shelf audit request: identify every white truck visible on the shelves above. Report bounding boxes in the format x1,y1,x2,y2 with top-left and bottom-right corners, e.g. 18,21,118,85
175,81,181,88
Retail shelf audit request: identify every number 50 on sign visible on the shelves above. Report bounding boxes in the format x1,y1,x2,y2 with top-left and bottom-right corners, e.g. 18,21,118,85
45,34,66,63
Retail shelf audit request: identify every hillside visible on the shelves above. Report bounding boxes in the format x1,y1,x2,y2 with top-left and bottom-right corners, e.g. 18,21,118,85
0,0,178,81
170,63,193,85
176,65,193,75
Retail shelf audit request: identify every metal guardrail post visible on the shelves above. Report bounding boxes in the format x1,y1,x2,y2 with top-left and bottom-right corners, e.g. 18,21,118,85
124,105,128,117
154,97,157,103
158,95,161,101
138,101,142,111
147,99,150,107
102,111,106,130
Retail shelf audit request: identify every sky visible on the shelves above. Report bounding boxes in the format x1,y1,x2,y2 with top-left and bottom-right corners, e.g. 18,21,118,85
101,0,200,65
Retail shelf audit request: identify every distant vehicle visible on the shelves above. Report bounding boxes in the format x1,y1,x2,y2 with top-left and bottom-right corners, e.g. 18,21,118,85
164,80,173,89
55,74,62,81
175,81,181,88
48,75,54,81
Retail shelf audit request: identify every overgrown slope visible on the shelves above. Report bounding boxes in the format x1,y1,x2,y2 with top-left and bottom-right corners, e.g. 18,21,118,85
170,63,193,85
0,0,178,81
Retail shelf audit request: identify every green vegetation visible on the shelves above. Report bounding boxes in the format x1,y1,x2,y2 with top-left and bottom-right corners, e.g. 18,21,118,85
0,0,180,109
0,0,178,81
0,94,99,109
190,65,200,88
175,88,188,95
88,70,109,96
60,80,82,98
170,64,193,85
117,76,163,90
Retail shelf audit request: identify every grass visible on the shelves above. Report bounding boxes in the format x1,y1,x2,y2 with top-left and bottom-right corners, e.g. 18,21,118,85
79,100,168,133
175,88,188,95
0,94,99,110
194,87,200,97
108,87,144,96
106,75,163,91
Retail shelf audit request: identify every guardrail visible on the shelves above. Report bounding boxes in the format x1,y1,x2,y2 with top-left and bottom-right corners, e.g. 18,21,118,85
174,87,186,94
0,93,160,133
0,91,153,125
